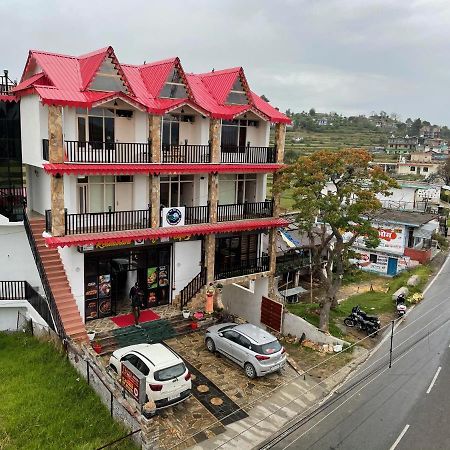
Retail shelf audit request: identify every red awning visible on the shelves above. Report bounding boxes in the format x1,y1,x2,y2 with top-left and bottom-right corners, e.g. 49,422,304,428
43,163,283,175
45,217,289,248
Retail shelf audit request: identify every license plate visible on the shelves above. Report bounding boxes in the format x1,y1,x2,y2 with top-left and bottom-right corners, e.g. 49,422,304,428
167,392,180,401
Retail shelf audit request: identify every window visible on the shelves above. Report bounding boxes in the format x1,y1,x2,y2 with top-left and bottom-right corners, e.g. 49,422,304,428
237,334,252,349
160,175,194,207
77,175,115,213
218,173,257,204
159,68,187,99
410,166,416,171
369,254,378,263
89,58,127,92
162,114,180,147
77,108,115,147
223,330,240,343
154,363,186,381
225,77,248,105
252,340,282,355
423,167,429,172
133,357,150,376
221,119,247,149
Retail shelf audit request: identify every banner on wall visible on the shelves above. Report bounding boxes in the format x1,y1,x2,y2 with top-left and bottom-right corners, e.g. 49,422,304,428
161,207,185,227
352,223,405,255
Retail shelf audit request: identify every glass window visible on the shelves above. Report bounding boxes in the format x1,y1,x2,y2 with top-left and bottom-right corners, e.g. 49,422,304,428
369,254,378,263
90,75,126,92
410,166,416,171
89,116,103,142
154,363,186,381
226,91,248,105
134,357,150,376
89,184,104,213
77,117,86,142
253,340,282,355
223,330,240,343
237,334,252,349
104,184,114,210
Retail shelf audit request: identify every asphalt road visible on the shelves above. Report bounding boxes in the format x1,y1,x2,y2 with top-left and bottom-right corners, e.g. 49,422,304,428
262,256,450,450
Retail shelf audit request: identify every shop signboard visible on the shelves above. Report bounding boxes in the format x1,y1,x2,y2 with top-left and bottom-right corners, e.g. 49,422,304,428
352,223,405,255
147,267,158,289
120,361,146,405
84,276,98,320
161,207,185,227
98,274,111,298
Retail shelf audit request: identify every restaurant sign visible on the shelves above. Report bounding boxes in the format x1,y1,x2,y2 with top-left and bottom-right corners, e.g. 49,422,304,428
120,361,146,405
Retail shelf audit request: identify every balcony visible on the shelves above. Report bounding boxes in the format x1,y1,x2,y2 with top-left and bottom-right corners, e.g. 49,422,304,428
217,200,273,222
215,255,269,280
0,187,25,222
64,141,151,163
45,208,151,235
220,144,276,164
0,72,15,95
44,200,275,237
161,143,210,163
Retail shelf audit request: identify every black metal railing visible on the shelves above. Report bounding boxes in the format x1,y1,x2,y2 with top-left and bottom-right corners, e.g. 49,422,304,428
42,139,49,161
220,144,276,164
184,205,210,225
217,199,273,222
0,71,16,95
180,268,206,310
0,281,26,299
0,187,26,222
65,140,151,163
215,255,270,280
0,280,55,330
45,208,151,235
23,211,66,339
161,143,211,163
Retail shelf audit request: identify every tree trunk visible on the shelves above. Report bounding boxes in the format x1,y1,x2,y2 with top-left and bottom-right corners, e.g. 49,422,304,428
319,298,332,332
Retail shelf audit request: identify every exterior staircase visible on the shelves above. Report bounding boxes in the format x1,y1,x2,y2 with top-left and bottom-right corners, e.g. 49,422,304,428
25,215,88,343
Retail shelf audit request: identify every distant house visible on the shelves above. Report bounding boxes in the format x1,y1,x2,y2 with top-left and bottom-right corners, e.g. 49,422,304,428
317,118,328,126
351,209,440,275
420,125,441,139
386,135,418,154
397,152,440,177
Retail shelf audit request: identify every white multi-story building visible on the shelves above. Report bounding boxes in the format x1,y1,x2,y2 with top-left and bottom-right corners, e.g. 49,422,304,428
1,46,290,341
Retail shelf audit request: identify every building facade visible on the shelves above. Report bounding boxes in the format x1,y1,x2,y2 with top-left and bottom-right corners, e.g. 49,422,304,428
2,46,290,341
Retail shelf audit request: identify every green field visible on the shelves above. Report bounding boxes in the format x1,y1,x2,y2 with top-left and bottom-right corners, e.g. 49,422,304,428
0,333,137,450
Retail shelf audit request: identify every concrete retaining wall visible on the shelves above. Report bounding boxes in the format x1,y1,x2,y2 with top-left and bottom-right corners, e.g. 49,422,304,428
282,311,348,346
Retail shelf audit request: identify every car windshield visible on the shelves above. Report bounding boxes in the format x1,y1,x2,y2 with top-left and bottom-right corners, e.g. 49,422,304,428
255,340,282,355
218,324,236,332
154,363,186,381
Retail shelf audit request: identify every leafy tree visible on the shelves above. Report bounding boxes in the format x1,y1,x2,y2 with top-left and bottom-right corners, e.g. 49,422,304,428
260,94,270,102
410,118,422,136
437,156,450,185
275,149,397,332
309,108,316,116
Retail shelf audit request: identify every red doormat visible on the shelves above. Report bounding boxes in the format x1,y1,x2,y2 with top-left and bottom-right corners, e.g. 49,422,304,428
111,309,160,328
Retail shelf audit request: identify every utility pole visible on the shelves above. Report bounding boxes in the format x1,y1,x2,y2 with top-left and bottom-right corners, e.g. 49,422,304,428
310,250,313,303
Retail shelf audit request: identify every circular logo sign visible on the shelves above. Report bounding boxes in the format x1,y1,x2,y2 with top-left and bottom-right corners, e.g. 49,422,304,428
166,208,182,226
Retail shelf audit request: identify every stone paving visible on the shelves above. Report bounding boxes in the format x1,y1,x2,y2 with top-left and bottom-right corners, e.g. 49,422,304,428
166,332,298,411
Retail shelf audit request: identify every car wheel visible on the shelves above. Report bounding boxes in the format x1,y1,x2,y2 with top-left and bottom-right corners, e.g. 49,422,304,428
244,363,257,379
205,337,216,352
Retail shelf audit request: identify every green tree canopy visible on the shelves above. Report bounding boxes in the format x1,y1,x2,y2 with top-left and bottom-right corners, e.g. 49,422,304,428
275,149,397,331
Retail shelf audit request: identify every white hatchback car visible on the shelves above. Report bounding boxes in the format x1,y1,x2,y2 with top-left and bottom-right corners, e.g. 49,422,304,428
109,343,192,408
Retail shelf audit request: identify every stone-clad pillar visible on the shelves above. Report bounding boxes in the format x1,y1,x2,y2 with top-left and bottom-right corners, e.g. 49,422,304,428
48,105,65,236
268,122,287,296
205,118,221,283
149,115,162,228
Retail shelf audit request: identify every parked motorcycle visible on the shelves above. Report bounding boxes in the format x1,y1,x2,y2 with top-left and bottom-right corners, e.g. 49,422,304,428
396,294,407,318
344,305,381,336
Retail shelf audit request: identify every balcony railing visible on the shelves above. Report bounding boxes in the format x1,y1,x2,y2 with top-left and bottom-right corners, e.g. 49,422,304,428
220,144,276,164
217,199,273,222
161,143,211,163
45,208,151,235
0,72,15,95
184,205,210,225
0,187,26,222
65,141,151,163
215,255,269,280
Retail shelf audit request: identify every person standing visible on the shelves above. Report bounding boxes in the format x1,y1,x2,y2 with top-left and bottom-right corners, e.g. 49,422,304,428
205,282,215,314
129,282,142,328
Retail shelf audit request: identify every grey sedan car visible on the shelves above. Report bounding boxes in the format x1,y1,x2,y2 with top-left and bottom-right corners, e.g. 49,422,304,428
205,323,286,378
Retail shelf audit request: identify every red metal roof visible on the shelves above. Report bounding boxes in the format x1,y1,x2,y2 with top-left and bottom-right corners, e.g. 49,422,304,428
45,217,289,249
15,46,291,123
43,163,284,175
0,94,17,102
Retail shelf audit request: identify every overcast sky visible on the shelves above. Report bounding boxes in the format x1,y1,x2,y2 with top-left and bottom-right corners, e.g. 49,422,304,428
2,0,449,124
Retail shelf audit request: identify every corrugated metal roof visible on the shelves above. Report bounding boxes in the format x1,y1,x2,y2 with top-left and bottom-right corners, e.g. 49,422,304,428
43,163,284,176
16,46,291,123
45,217,289,248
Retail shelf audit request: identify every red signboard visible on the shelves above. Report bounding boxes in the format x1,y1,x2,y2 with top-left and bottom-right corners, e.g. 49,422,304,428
260,296,283,332
121,363,141,402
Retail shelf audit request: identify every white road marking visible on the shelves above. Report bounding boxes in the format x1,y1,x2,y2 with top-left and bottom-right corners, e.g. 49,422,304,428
389,424,410,450
426,366,442,394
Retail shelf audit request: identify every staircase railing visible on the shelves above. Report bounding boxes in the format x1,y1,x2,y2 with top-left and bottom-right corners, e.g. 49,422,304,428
23,210,66,339
179,268,206,310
